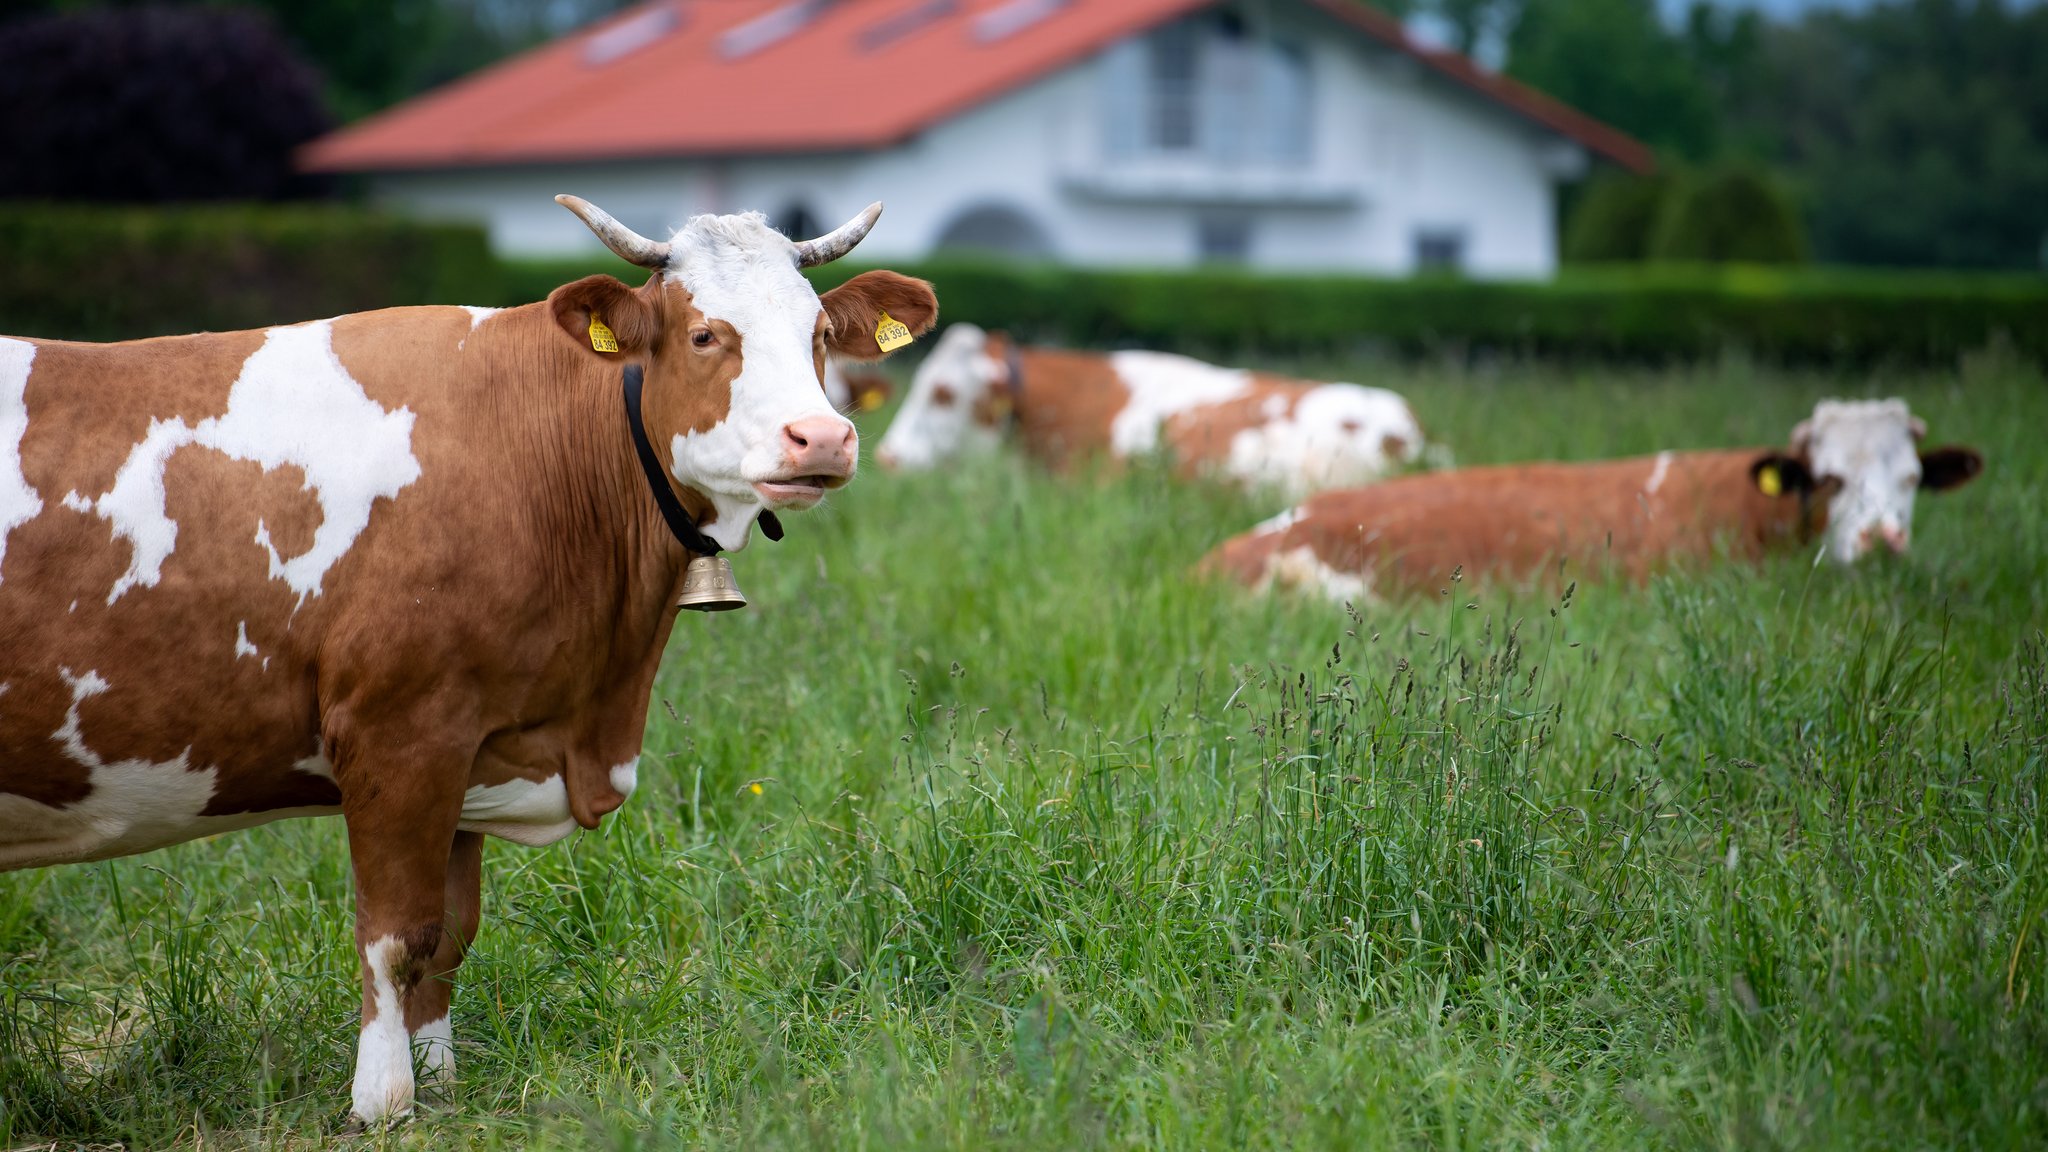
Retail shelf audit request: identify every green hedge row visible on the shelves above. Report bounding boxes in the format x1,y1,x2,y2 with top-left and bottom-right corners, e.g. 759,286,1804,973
501,256,2048,367
0,203,501,342
3,203,2041,366
796,260,2048,367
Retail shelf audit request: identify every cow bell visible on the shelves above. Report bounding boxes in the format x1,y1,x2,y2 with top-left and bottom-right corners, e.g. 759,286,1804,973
677,555,747,612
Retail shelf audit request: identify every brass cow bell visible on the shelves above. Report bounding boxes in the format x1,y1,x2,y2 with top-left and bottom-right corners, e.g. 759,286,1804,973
677,555,747,612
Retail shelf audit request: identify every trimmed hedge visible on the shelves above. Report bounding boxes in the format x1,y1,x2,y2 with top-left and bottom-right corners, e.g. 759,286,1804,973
0,203,500,342
3,204,2040,367
506,256,2047,366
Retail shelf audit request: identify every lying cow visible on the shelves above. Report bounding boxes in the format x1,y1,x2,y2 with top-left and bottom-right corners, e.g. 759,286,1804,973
0,197,936,1126
1203,399,1983,602
874,323,1426,499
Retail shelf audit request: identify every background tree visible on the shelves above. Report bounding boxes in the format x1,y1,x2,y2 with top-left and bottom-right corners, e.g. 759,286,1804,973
0,5,331,201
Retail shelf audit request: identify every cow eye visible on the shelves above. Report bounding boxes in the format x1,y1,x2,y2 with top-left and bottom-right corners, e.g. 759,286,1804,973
691,328,715,349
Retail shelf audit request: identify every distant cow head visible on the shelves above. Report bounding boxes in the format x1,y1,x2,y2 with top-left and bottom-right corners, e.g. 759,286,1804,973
1749,398,1983,564
875,323,1010,470
550,197,937,548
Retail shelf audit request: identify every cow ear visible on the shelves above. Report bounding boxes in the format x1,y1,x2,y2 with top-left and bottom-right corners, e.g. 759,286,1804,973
548,275,659,358
820,271,939,363
1919,445,1984,491
843,370,894,413
1749,453,1818,498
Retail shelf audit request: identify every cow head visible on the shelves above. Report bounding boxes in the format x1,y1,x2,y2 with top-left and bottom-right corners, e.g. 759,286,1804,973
549,196,937,549
874,323,1010,470
1748,398,1983,563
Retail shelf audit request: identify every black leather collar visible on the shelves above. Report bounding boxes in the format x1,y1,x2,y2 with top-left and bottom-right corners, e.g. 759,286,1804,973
622,364,780,556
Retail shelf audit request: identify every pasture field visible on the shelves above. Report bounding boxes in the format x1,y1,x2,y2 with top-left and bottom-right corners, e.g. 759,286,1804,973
3,355,2044,1150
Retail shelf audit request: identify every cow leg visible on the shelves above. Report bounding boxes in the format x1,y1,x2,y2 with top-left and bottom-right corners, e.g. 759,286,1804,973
405,830,485,1095
339,742,471,1128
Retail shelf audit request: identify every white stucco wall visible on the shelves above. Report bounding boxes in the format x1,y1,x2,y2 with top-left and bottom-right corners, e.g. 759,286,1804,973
367,2,1579,278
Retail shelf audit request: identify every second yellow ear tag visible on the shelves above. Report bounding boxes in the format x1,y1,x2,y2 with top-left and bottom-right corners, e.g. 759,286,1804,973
588,315,619,353
858,385,887,412
874,311,913,353
1757,464,1783,497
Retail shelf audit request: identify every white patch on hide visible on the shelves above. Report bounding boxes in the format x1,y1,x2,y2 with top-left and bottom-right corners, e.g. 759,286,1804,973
0,669,337,870
460,306,500,329
1106,351,1250,457
234,621,259,660
1644,451,1673,496
662,212,855,548
1252,506,1303,536
0,338,42,585
1262,545,1375,607
458,775,578,847
60,490,92,513
610,757,639,800
414,1014,455,1083
352,935,416,1124
1226,384,1423,500
85,320,420,604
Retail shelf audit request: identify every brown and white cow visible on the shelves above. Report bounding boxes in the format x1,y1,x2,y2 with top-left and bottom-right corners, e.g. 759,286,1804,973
0,197,936,1125
1203,399,1984,602
874,324,1427,499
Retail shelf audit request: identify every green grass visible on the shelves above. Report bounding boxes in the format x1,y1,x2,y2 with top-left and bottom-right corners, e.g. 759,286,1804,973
3,358,2044,1150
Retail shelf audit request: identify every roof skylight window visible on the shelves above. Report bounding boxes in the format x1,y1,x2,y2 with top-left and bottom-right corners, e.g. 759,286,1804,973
721,0,838,59
584,4,682,66
860,0,959,52
972,0,1070,43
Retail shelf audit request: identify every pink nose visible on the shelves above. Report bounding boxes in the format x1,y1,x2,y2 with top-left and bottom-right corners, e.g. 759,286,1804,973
781,416,857,476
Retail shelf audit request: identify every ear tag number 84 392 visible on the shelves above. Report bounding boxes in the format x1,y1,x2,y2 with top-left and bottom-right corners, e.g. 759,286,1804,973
874,312,913,353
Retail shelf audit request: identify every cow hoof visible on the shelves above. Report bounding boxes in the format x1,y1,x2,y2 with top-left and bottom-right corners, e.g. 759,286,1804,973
336,1108,413,1137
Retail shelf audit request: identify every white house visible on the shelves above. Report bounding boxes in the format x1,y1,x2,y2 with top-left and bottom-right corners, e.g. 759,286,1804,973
303,0,1649,278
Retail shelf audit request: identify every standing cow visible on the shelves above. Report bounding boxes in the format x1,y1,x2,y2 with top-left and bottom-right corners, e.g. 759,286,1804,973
874,323,1427,499
0,197,937,1125
1203,399,1984,602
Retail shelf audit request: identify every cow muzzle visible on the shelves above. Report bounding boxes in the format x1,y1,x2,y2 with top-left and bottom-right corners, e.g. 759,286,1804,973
754,417,858,507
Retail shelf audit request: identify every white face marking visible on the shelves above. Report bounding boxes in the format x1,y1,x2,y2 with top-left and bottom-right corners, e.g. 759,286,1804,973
1262,544,1375,606
459,306,500,329
457,775,578,846
85,320,420,605
660,212,853,551
1644,451,1674,496
0,669,335,870
351,935,416,1125
1226,384,1424,500
875,323,1006,471
234,621,260,660
1799,399,1928,563
0,338,41,585
1107,351,1251,457
413,1015,455,1084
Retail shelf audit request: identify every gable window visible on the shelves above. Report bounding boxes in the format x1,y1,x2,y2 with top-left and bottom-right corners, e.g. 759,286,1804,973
1413,228,1466,274
1102,9,1313,169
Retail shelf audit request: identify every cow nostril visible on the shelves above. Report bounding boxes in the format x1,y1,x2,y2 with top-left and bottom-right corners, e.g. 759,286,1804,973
787,428,809,448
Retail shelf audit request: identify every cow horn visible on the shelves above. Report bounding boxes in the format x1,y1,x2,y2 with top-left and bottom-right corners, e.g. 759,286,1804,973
555,194,671,270
793,202,883,268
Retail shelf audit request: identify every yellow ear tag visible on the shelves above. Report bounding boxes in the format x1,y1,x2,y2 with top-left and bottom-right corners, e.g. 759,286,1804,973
1757,464,1783,497
588,315,619,354
874,311,914,353
857,385,887,412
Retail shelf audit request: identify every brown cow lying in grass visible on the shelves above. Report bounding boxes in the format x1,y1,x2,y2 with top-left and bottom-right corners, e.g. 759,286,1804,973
875,323,1427,500
1203,399,1984,602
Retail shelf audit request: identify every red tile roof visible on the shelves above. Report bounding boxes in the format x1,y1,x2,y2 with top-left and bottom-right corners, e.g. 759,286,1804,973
301,0,1652,175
